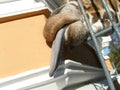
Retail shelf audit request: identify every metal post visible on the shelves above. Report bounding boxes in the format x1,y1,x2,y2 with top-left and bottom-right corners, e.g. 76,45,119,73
112,62,119,75
101,0,120,40
77,0,115,90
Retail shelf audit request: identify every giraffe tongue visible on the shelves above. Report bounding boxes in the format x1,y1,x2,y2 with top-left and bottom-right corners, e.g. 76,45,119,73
49,28,65,77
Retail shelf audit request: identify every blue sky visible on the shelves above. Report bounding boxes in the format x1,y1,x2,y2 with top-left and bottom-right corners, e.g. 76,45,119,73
103,47,110,56
103,26,120,56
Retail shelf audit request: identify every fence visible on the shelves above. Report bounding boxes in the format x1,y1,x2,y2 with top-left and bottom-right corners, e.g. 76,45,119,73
76,0,120,90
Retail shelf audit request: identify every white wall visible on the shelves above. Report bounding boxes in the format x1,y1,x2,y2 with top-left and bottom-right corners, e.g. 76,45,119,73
0,0,45,17
0,0,20,3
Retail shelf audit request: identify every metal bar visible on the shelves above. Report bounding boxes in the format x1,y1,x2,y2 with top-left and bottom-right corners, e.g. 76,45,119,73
88,23,120,41
101,0,120,40
111,62,119,75
95,23,120,37
77,0,115,90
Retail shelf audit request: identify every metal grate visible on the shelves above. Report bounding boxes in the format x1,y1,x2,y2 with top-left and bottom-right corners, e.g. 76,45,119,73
77,0,120,90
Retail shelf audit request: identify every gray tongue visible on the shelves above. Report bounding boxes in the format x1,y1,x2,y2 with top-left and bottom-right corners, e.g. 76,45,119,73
49,28,65,77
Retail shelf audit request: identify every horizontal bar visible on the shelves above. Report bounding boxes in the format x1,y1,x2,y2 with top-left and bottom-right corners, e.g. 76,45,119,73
87,23,120,41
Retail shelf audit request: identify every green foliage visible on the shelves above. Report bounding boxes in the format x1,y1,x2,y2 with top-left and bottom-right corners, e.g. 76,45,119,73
109,42,120,72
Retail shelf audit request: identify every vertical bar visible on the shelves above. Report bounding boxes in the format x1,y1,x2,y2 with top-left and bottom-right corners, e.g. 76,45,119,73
77,0,115,90
111,62,118,75
101,0,120,40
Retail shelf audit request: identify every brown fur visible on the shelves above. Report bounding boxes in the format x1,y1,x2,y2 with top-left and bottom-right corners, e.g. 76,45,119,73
43,0,120,68
43,1,83,45
44,0,120,47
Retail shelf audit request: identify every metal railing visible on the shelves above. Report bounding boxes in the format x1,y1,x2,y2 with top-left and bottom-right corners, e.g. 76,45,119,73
77,0,120,90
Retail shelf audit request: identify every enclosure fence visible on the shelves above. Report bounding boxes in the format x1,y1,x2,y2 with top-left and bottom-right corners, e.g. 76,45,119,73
77,0,120,90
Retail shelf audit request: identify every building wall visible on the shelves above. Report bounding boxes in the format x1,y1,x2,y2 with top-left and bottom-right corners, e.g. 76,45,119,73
0,14,51,78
